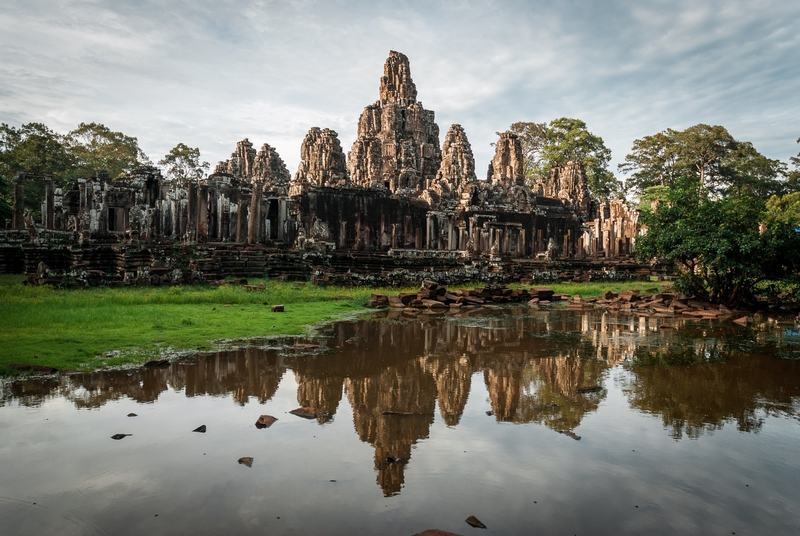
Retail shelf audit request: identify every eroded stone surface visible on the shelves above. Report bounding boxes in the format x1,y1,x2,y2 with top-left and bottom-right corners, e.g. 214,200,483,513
290,128,349,195
348,51,441,194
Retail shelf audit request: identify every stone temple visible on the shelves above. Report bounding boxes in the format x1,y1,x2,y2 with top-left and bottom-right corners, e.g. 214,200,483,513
0,51,641,285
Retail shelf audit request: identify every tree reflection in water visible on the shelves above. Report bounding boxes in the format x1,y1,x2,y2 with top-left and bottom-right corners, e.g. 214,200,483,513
2,308,798,496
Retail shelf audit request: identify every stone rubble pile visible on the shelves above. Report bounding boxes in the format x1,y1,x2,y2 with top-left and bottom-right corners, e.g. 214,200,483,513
585,289,752,323
368,280,567,310
370,282,759,323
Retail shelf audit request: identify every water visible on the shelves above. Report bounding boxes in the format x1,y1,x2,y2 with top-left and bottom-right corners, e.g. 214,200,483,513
1,308,799,535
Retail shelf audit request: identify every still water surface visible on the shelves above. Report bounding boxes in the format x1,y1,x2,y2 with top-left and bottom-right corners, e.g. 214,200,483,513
1,308,800,535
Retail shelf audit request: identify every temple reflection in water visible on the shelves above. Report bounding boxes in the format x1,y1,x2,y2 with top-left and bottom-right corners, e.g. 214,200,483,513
2,309,799,496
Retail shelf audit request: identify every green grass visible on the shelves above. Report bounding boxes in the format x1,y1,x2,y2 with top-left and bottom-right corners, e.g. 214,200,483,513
0,275,665,376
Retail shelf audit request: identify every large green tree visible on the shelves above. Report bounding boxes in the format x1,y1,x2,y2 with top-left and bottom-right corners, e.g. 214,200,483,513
158,143,209,183
0,123,73,221
636,179,800,305
786,137,800,192
620,125,787,198
0,121,150,220
506,118,620,199
64,122,149,180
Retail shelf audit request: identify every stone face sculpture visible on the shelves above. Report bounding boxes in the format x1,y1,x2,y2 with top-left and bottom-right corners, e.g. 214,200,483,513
348,51,441,194
489,132,525,189
423,124,477,209
537,161,591,216
290,127,349,196
215,139,291,195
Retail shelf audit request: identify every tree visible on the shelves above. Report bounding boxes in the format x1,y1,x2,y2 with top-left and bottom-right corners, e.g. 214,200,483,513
64,122,148,180
158,143,209,183
504,118,620,199
505,121,548,181
541,118,619,199
786,138,800,193
620,125,786,198
0,123,72,220
636,179,800,306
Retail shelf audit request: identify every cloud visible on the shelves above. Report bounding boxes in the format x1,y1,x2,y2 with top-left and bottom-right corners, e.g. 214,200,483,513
1,0,798,175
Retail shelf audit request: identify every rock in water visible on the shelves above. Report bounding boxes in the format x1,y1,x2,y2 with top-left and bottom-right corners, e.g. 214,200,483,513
290,407,326,419
111,434,131,440
412,531,465,536
255,415,278,429
465,515,487,529
127,413,137,417
557,430,581,441
576,385,603,393
238,457,253,467
193,425,206,433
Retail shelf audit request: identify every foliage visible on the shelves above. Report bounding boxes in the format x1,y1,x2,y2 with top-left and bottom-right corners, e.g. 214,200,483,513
64,122,149,180
506,121,548,181
786,137,800,192
504,118,620,199
620,124,787,198
0,123,72,220
158,143,209,183
636,179,800,305
0,121,151,219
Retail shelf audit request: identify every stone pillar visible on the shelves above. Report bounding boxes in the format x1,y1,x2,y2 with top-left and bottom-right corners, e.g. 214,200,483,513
43,179,54,229
187,182,197,241
448,222,455,251
236,201,247,243
426,213,433,249
197,183,209,241
247,183,262,244
339,221,347,249
12,176,25,230
278,198,288,242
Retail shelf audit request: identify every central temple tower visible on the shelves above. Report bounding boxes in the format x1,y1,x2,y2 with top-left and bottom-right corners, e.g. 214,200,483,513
348,51,442,194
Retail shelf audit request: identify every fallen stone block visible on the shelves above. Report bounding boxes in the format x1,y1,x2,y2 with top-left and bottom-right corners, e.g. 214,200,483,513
465,516,487,529
290,407,326,419
255,415,278,428
271,304,284,312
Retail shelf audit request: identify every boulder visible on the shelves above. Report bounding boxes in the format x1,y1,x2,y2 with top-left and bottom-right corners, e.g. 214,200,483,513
465,516,487,529
290,407,326,419
255,415,278,429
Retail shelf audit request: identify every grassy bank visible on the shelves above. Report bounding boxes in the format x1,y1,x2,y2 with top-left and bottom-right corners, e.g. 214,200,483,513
0,276,663,375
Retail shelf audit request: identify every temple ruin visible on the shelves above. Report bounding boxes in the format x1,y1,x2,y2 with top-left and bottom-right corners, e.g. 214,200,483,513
0,51,642,285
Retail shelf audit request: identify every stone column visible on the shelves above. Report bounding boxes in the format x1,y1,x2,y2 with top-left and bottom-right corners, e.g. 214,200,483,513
426,213,433,249
247,183,262,244
43,178,54,229
187,182,197,241
278,198,288,242
197,183,209,241
236,200,247,243
12,176,25,230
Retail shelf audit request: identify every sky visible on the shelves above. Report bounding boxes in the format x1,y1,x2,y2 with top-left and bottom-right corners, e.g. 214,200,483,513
1,0,799,181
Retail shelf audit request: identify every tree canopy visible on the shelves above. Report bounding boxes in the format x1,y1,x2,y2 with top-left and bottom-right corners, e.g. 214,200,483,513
0,121,150,221
0,123,72,221
158,143,209,183
506,118,620,199
619,124,788,198
64,122,149,180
